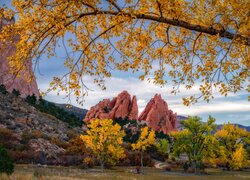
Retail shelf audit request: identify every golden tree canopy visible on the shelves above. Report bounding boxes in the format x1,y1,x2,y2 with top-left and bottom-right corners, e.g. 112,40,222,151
80,119,125,168
0,0,249,105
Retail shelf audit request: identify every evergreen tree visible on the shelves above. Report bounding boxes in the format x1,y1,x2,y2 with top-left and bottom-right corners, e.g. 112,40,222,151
0,84,8,95
12,89,20,97
0,145,14,175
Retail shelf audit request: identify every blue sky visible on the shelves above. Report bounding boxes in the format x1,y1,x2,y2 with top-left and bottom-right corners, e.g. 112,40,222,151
1,0,250,126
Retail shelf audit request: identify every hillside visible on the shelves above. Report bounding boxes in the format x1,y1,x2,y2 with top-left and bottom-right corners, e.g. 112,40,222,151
0,91,84,165
54,103,88,121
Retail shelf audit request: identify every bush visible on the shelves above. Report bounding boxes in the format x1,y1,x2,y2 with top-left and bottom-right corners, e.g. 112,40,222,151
8,150,36,164
0,145,14,175
21,131,33,144
51,137,68,149
0,84,8,95
65,136,90,155
25,94,37,106
0,128,17,149
12,89,20,97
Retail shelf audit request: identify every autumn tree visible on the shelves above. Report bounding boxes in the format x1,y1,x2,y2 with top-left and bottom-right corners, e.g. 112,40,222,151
80,119,125,170
131,126,155,171
170,116,217,173
0,0,249,105
215,124,250,170
155,139,170,159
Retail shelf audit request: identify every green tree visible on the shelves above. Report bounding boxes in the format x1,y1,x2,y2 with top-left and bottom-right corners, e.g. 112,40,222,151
215,124,250,170
170,116,217,173
0,145,14,175
155,139,170,158
80,119,125,170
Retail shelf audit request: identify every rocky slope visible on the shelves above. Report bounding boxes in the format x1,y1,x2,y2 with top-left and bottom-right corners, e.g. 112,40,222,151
0,91,83,165
0,17,39,97
84,91,138,123
139,94,177,134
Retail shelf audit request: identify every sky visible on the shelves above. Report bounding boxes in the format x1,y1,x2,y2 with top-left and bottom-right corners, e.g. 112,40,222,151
1,1,250,126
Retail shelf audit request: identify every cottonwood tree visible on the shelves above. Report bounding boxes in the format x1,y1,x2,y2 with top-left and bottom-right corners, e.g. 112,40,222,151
0,0,249,105
170,116,217,173
131,126,155,171
80,119,125,170
215,124,250,170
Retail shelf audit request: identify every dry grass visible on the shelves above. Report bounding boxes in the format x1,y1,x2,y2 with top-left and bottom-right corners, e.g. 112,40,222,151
1,164,250,180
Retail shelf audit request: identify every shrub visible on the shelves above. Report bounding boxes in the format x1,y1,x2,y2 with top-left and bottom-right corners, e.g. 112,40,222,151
65,136,90,155
21,131,33,144
25,94,37,106
8,150,36,164
82,157,95,168
0,84,8,95
12,89,20,97
0,128,17,149
0,145,14,175
51,137,68,149
31,130,43,139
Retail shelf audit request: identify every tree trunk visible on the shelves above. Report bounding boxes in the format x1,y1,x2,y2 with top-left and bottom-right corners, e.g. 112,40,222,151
100,160,104,172
140,151,143,173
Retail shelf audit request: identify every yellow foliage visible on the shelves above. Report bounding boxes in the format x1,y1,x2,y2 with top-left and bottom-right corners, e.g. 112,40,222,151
215,123,250,170
0,0,249,104
132,127,155,152
231,144,248,170
80,119,125,167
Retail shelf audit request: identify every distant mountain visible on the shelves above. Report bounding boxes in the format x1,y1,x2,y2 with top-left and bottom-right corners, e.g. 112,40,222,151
217,124,250,132
177,115,250,132
54,103,88,121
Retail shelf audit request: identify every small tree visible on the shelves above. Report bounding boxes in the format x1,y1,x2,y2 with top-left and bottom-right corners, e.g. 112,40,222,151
0,84,8,95
215,124,249,170
131,127,155,172
0,145,14,175
170,116,217,173
12,89,20,97
25,94,37,106
80,119,125,170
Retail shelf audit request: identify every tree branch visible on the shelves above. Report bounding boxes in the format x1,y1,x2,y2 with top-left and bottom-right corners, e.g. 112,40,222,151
106,0,121,11
76,10,250,46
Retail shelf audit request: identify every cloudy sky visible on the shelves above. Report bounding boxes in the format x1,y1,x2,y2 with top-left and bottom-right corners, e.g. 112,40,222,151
1,1,250,126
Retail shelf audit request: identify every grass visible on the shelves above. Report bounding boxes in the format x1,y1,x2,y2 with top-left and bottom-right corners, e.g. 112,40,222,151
0,164,250,180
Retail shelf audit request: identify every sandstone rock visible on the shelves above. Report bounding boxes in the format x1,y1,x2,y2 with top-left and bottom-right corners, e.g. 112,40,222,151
128,96,138,120
84,91,138,123
0,17,39,97
138,94,177,134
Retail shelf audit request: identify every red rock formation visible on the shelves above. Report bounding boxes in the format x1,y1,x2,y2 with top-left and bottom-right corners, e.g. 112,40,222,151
84,91,138,123
0,17,39,97
138,94,177,134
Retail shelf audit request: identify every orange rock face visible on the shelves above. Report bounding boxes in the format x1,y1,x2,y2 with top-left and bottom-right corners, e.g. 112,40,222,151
84,91,138,123
138,94,177,134
0,17,39,97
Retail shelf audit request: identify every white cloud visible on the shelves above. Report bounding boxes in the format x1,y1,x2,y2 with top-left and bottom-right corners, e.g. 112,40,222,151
171,101,250,116
39,76,249,122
